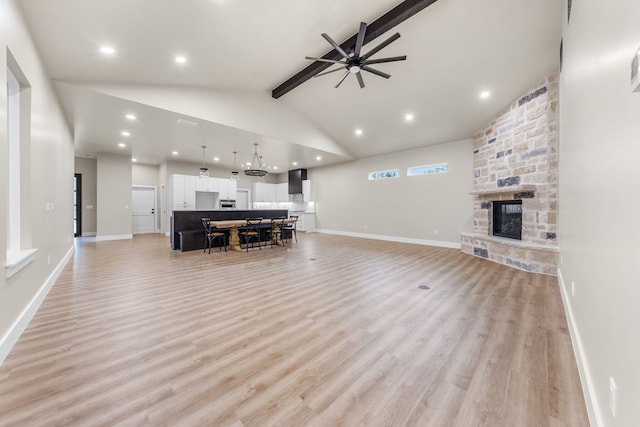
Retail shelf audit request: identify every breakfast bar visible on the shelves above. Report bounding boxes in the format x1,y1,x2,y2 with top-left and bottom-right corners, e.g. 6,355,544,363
170,209,289,251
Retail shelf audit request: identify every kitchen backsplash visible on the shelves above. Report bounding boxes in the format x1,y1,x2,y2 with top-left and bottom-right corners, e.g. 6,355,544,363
252,199,315,213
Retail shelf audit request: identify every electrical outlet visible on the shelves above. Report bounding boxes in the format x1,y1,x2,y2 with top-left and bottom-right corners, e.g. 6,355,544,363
363,225,367,229
609,377,617,417
434,229,439,235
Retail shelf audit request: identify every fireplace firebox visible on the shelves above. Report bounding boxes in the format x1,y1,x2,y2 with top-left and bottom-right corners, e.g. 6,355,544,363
492,200,522,240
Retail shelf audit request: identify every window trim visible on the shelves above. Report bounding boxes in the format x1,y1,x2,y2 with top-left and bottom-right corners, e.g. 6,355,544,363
6,49,36,278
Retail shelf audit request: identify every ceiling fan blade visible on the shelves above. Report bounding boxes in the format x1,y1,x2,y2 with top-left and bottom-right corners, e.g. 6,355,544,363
314,66,347,78
334,70,350,88
356,71,365,88
321,33,350,59
360,32,401,60
362,65,391,79
354,22,367,57
305,56,345,65
363,55,407,65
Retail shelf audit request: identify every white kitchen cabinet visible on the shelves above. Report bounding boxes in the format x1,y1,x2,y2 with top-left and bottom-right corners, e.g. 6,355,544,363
171,174,196,210
252,182,276,202
302,180,314,202
302,212,315,232
195,176,219,192
292,212,314,232
276,183,289,202
219,178,237,200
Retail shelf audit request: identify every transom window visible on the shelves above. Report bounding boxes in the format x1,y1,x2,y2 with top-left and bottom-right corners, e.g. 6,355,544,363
368,169,400,180
407,163,448,176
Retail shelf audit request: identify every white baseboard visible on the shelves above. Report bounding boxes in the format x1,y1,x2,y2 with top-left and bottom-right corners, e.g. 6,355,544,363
557,268,602,427
81,231,97,237
315,228,461,250
0,244,75,367
96,234,133,242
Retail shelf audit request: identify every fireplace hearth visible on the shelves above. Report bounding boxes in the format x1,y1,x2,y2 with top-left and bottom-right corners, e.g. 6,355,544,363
492,200,522,240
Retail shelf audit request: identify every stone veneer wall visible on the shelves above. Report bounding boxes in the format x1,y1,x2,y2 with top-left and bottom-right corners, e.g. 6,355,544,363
461,74,560,275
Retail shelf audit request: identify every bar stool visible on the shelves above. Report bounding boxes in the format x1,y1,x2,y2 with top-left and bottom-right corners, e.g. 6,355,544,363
201,217,227,254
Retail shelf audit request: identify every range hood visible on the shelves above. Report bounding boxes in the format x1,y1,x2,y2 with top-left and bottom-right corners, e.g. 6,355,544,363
288,168,307,194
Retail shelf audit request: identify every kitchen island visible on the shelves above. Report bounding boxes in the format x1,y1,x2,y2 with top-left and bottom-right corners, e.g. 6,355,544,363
171,209,289,251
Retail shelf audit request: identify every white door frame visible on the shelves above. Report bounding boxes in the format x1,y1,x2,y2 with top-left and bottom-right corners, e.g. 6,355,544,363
160,184,167,235
132,185,158,233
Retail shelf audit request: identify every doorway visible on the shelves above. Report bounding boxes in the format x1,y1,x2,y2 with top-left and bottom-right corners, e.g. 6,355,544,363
236,188,249,210
132,186,156,234
74,173,82,237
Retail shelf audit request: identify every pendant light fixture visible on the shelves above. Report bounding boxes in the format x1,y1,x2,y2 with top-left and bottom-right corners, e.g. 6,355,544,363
231,151,239,182
199,145,209,177
244,142,268,177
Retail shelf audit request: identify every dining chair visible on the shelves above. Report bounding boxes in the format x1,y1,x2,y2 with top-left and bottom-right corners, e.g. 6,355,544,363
281,215,298,243
266,217,288,248
239,217,263,252
201,217,227,254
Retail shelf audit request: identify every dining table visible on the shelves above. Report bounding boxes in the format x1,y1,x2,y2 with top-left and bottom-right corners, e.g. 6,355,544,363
209,218,297,252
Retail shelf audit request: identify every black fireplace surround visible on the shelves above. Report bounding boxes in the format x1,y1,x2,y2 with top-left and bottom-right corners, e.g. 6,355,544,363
492,200,522,240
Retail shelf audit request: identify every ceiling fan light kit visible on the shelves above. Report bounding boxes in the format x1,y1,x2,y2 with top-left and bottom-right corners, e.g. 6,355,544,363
305,22,407,89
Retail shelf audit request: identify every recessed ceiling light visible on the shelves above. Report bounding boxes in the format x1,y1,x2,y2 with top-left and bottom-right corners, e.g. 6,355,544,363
480,90,491,99
355,128,363,136
246,162,252,166
171,151,179,155
273,166,278,170
131,158,137,162
404,113,415,122
118,143,126,148
316,156,322,161
292,162,298,166
213,157,220,161
125,114,136,121
100,46,115,55
175,55,187,64
121,131,130,137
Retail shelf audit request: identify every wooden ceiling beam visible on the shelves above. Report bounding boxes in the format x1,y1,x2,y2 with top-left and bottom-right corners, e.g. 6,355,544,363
271,0,440,99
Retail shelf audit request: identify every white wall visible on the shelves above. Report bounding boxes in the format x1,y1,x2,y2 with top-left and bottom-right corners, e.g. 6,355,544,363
0,0,74,364
311,139,473,246
132,163,159,187
559,0,640,425
96,153,132,240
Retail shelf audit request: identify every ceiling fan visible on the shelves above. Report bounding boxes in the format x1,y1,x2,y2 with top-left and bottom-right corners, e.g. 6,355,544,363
305,22,407,89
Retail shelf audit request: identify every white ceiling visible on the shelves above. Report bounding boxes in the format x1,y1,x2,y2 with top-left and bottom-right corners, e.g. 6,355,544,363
17,0,562,172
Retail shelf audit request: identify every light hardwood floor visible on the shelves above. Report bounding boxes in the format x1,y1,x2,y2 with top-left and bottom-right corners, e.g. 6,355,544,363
0,233,588,426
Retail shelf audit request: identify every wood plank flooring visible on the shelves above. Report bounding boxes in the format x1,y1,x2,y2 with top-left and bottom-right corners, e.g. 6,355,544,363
0,233,589,426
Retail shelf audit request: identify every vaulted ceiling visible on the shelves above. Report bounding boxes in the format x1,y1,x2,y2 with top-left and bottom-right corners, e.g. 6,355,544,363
17,0,562,172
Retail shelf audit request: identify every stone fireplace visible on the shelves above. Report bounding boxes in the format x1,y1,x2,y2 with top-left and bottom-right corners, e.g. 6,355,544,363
461,75,560,276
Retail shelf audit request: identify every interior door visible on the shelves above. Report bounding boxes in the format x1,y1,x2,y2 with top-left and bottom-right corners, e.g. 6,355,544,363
236,189,249,210
132,187,156,234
